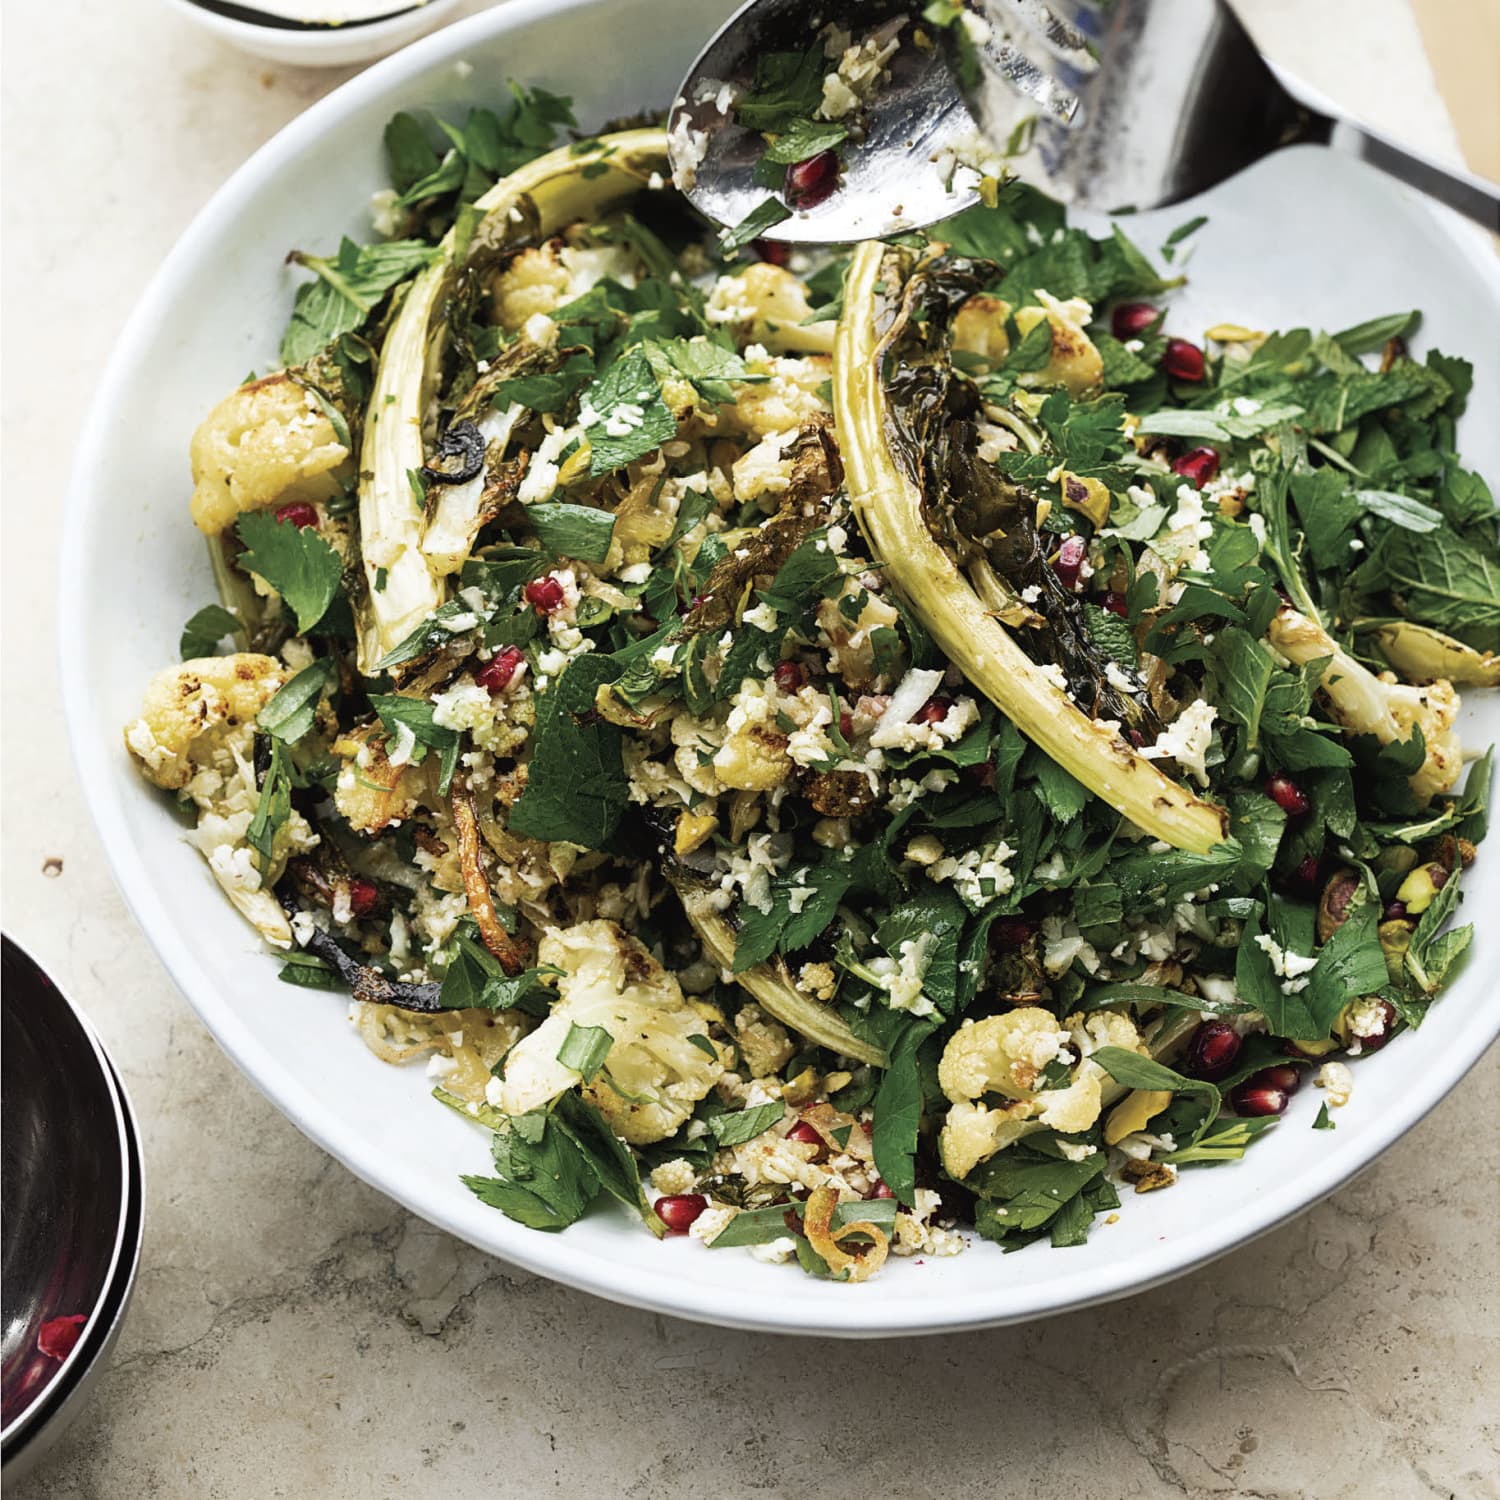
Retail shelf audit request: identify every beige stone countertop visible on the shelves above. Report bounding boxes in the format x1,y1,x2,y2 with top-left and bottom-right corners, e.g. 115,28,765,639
3,2,1496,1495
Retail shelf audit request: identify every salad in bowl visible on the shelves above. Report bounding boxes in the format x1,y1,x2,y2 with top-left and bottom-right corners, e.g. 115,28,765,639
122,74,1496,1284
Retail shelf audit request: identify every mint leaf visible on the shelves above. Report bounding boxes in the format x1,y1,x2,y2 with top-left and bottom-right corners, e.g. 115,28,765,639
179,604,242,661
527,502,616,565
555,1021,613,1081
508,653,629,848
246,740,292,873
707,1102,786,1147
720,197,792,253
644,337,764,406
760,116,848,164
281,237,441,365
580,348,678,476
236,511,344,633
258,659,333,745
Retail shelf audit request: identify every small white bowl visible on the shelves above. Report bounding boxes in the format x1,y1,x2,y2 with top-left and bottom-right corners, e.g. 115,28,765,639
164,0,468,68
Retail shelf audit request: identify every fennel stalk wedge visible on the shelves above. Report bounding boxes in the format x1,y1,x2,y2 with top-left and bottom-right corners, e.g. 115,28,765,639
358,129,669,673
833,243,1228,854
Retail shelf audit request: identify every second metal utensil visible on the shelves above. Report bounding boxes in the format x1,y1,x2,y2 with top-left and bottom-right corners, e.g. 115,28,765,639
669,0,1500,243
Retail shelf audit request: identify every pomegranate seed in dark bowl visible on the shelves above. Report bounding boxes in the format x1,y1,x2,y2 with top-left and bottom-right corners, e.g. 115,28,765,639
1111,301,1160,340
784,150,840,209
1183,1020,1241,1081
654,1193,708,1234
1171,446,1221,487
1163,338,1206,382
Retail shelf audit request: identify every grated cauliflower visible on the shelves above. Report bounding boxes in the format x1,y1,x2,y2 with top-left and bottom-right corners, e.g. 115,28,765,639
189,374,349,537
490,919,728,1143
706,265,835,355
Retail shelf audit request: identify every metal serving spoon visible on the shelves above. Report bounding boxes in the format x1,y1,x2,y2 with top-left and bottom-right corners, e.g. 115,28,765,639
669,0,1500,244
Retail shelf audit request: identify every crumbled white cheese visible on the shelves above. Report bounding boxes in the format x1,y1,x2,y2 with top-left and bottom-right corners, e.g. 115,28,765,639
1138,699,1217,787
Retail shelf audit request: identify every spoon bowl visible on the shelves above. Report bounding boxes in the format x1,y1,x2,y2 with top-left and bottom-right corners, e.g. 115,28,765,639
669,0,982,244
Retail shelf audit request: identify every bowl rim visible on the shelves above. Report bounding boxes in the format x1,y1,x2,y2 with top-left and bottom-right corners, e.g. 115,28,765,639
0,1050,144,1483
60,0,1500,1337
0,935,143,1444
163,0,465,55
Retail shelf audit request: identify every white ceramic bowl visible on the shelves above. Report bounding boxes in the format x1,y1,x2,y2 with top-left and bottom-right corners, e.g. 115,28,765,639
164,0,467,68
63,0,1500,1337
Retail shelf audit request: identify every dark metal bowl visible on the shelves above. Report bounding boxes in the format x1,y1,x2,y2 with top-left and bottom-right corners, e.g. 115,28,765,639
1,936,143,1477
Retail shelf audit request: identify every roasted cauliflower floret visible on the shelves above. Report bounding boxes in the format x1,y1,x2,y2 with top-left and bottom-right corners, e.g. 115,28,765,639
936,1007,1147,1179
706,264,835,354
332,723,433,835
1267,605,1463,802
189,374,350,537
491,920,728,1144
816,578,901,689
124,654,286,791
712,681,793,791
491,243,572,332
1013,290,1104,397
733,1003,795,1077
951,294,1014,372
123,655,317,945
938,1007,1072,1103
729,353,832,439
940,1099,1037,1181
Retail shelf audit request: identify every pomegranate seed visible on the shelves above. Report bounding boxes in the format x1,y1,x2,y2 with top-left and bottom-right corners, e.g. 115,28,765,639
475,645,526,695
773,660,807,694
916,695,952,725
274,501,319,530
753,238,791,266
1053,534,1087,590
348,877,380,918
1171,446,1221,487
1265,775,1310,818
1101,590,1129,618
654,1193,708,1234
37,1314,87,1361
1230,1082,1289,1118
1111,302,1160,340
784,150,840,209
868,1179,895,1200
838,710,854,739
991,918,1033,950
1184,1020,1241,1081
1127,728,1146,748
966,758,997,790
1163,338,1206,382
1383,900,1407,922
1290,853,1322,892
524,574,566,613
1251,1063,1303,1095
